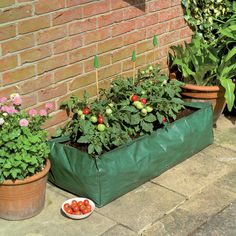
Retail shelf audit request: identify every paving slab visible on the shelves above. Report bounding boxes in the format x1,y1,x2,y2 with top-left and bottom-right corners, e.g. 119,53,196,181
192,200,236,236
102,224,137,236
0,183,116,236
142,184,236,236
152,150,233,198
96,182,185,233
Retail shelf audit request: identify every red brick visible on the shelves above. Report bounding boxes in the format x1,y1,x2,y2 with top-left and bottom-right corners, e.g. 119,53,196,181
146,22,170,38
84,53,111,73
98,63,122,80
122,59,134,72
169,17,186,31
98,37,123,54
69,44,96,63
3,65,35,85
0,0,15,8
0,55,17,72
20,45,52,64
83,1,110,17
172,0,181,6
137,40,154,54
36,26,67,45
67,0,94,7
123,29,146,45
43,110,68,129
38,83,67,102
54,63,83,82
111,1,129,10
112,45,135,63
18,15,50,34
112,20,135,36
158,7,181,22
69,72,96,91
0,5,32,24
53,7,82,26
21,93,37,109
38,55,67,75
84,28,110,45
0,86,19,98
149,0,172,12
145,51,155,64
53,35,83,54
35,0,65,14
69,18,97,36
158,31,180,46
136,54,146,67
180,27,193,38
18,0,34,2
20,73,53,94
123,6,145,20
136,14,158,29
98,11,123,28
0,24,16,41
2,34,35,55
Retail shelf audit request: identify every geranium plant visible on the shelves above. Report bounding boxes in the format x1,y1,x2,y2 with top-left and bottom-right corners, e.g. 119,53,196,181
57,65,184,157
0,93,53,182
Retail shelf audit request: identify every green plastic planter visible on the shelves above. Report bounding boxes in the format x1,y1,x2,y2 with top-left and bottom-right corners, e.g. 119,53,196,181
48,102,213,207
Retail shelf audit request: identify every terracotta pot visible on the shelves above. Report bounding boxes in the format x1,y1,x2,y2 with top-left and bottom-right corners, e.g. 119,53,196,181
0,159,50,220
169,73,226,124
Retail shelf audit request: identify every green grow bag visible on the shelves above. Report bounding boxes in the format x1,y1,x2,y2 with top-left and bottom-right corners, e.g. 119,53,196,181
48,102,213,207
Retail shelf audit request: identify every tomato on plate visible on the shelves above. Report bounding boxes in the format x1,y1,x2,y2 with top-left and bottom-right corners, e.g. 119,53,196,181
83,199,89,206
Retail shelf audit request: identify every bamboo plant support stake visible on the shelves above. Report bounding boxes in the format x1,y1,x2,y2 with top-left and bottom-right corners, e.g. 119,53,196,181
94,55,99,98
131,50,136,85
153,35,158,64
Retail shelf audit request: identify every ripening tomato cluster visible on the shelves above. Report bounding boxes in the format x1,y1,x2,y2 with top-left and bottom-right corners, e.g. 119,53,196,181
63,199,92,215
130,94,153,116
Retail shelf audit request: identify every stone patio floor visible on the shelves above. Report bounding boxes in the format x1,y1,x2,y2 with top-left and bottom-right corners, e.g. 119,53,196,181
0,114,236,236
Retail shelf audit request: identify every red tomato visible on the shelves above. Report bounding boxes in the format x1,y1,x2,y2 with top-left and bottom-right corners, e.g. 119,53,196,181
82,208,89,214
72,205,80,212
77,201,84,207
140,98,147,105
98,116,104,124
74,210,82,215
79,204,86,211
63,203,71,211
131,94,138,102
82,107,90,115
71,200,77,206
86,205,92,212
163,117,167,123
83,199,89,206
66,208,73,214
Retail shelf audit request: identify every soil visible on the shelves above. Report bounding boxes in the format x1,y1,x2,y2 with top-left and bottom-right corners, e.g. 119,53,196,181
66,107,197,154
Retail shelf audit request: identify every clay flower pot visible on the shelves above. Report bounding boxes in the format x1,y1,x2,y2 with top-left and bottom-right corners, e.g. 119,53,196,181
169,73,226,124
0,159,50,220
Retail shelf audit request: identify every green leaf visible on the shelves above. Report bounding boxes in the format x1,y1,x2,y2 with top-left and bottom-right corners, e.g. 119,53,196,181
77,136,89,143
88,144,94,154
144,114,156,123
141,121,153,132
220,77,235,111
94,55,99,68
130,113,141,125
131,50,136,62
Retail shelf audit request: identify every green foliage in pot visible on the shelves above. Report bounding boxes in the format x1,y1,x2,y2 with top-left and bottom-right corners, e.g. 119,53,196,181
57,65,184,157
0,94,53,182
169,34,219,86
182,0,234,45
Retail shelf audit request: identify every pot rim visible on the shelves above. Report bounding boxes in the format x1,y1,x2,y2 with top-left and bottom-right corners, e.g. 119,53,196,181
1,159,51,186
182,83,223,92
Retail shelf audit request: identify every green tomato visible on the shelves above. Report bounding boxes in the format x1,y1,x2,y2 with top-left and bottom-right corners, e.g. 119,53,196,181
77,110,83,116
145,69,149,74
80,114,85,120
146,106,153,113
141,90,146,95
106,108,112,115
141,108,147,116
97,124,106,132
136,101,143,110
148,65,153,71
133,101,139,106
141,70,145,75
108,103,114,108
90,116,98,123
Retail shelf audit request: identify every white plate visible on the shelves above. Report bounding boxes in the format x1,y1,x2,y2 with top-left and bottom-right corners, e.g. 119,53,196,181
61,197,95,219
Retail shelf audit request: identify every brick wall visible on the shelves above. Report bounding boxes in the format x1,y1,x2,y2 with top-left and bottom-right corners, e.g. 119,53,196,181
0,0,192,135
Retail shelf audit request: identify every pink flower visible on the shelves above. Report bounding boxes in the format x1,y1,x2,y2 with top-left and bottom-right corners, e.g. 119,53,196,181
28,109,37,117
0,97,7,103
19,118,29,127
6,106,17,114
39,109,47,116
12,96,22,106
1,105,9,112
10,93,20,100
45,103,53,110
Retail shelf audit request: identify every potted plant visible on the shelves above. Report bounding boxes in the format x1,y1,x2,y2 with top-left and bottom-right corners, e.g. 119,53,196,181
49,65,213,207
0,93,53,220
168,34,235,123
